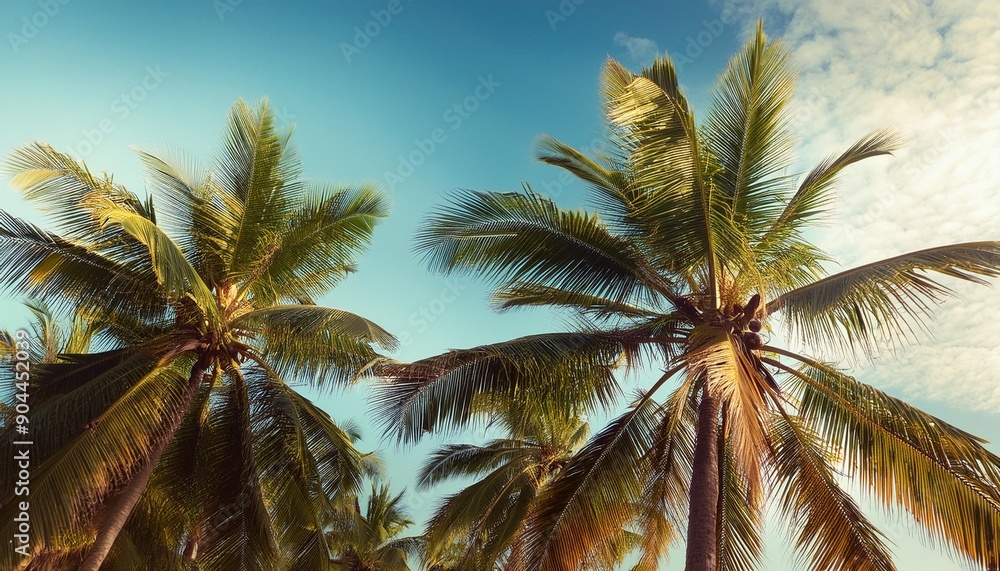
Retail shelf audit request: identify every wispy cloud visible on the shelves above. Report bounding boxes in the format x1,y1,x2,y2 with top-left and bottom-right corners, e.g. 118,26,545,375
737,0,1000,412
613,31,659,62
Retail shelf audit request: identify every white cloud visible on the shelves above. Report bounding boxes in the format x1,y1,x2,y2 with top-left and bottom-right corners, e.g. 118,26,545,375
613,31,659,62
729,0,1000,412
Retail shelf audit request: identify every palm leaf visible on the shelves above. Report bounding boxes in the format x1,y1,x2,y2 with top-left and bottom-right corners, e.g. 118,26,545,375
766,350,1000,568
769,410,896,571
249,182,388,306
373,332,630,443
705,21,797,240
416,188,664,306
88,196,219,322
521,390,667,571
767,242,1000,356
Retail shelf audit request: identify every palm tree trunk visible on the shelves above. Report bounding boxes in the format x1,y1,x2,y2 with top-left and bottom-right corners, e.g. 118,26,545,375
684,385,722,571
79,354,212,571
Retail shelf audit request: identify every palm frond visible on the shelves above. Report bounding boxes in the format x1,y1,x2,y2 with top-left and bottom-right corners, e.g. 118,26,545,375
423,455,537,569
237,305,396,351
769,410,896,571
717,440,765,571
705,21,797,240
521,391,666,571
631,381,699,570
87,196,219,322
417,440,538,490
766,349,1000,568
606,55,763,303
759,128,903,248
373,332,629,443
214,98,305,279
416,188,664,306
5,142,146,240
0,211,168,322
767,242,1000,357
133,147,234,284
249,181,388,306
491,282,666,322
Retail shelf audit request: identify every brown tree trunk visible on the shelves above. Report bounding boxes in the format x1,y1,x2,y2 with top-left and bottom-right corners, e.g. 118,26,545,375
78,355,212,571
685,385,722,571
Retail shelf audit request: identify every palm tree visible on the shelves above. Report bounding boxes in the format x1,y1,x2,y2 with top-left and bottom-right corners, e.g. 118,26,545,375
0,302,100,570
418,402,587,570
328,482,424,571
417,398,668,570
0,99,396,570
375,23,1000,571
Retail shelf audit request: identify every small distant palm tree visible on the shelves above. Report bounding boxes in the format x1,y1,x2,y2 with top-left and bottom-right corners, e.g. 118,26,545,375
418,403,589,570
376,23,1000,571
0,99,395,571
329,483,425,571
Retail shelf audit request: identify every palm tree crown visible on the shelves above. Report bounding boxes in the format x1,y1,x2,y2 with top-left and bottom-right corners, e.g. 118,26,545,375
376,23,1000,571
0,99,395,571
328,482,424,571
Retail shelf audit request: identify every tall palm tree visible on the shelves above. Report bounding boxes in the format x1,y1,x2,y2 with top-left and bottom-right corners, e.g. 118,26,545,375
375,23,1000,571
0,99,395,571
328,482,424,571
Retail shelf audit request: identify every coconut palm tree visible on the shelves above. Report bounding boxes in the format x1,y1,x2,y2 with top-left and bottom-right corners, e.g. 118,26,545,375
0,302,102,570
418,402,587,570
0,99,395,571
328,482,424,571
375,23,1000,571
417,398,670,571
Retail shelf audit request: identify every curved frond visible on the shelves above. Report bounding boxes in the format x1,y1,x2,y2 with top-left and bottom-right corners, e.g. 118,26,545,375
769,411,896,571
521,389,668,571
238,305,396,351
767,242,1000,356
88,197,218,322
766,349,1000,568
416,188,663,306
373,332,630,443
250,181,388,305
0,211,168,322
417,440,537,490
759,128,903,249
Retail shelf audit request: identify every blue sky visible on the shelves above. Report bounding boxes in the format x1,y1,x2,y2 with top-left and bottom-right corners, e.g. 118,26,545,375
1,1,998,569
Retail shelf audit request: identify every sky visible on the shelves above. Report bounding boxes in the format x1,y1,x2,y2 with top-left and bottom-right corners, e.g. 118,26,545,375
0,0,998,569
